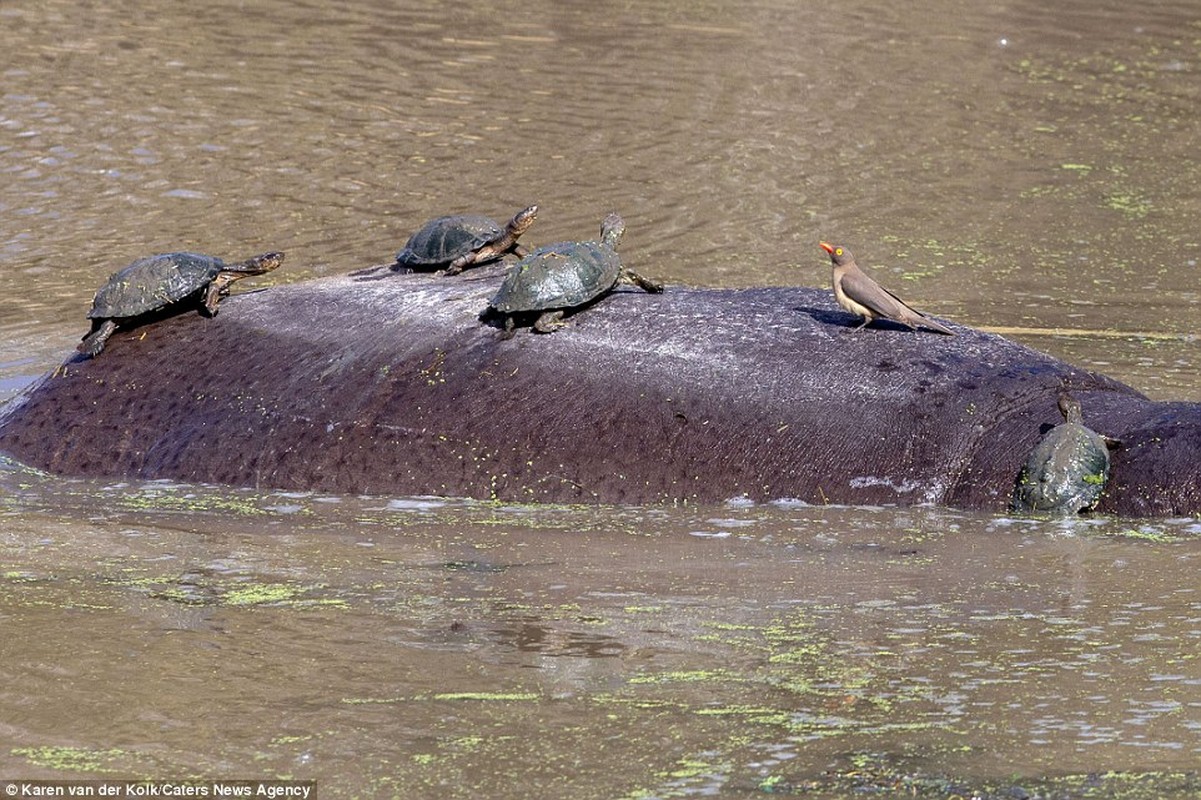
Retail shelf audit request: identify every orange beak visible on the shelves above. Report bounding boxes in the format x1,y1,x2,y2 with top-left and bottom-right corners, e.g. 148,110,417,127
819,242,835,254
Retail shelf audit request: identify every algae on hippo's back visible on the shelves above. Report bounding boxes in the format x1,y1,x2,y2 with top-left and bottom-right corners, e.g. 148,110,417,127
78,251,284,359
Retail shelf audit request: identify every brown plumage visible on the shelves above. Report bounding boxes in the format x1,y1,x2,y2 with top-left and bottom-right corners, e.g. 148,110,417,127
819,241,955,335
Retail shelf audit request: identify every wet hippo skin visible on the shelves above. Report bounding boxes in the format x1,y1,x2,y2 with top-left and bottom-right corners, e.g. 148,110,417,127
1,265,1198,516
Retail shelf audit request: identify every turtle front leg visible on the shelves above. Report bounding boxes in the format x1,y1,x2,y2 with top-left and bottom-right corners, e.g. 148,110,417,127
77,319,118,359
620,268,664,294
202,273,238,316
442,252,476,276
533,310,567,334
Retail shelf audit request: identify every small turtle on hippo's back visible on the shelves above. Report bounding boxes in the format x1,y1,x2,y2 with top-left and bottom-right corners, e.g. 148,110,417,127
485,212,663,334
77,250,284,359
394,205,538,275
1012,392,1118,515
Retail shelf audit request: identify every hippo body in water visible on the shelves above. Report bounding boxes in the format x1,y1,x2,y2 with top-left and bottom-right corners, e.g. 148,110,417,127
0,265,1197,516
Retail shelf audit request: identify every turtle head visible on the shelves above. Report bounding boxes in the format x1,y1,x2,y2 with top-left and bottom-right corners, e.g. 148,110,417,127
508,205,539,236
600,213,626,248
1057,392,1084,424
819,242,854,267
237,251,286,274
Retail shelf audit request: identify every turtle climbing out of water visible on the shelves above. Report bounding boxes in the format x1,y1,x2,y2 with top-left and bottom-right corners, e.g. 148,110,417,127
77,251,284,359
818,242,955,335
394,205,538,275
1012,392,1117,515
486,212,663,334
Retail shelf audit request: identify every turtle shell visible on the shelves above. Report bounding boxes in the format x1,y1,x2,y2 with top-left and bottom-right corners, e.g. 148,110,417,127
396,215,504,268
87,253,227,320
1012,421,1110,513
489,240,621,315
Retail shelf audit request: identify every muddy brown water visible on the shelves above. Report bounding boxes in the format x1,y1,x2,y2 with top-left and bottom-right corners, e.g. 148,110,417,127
2,0,1200,796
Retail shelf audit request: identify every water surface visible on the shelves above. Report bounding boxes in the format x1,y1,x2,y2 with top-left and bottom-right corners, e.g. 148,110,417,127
2,0,1201,795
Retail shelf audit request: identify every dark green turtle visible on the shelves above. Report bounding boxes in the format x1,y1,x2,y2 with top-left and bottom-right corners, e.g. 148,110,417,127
487,212,662,333
78,251,284,358
1012,393,1113,515
394,205,538,275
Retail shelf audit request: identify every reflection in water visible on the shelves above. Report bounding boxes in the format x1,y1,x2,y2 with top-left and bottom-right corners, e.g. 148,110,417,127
3,0,1201,794
489,618,628,659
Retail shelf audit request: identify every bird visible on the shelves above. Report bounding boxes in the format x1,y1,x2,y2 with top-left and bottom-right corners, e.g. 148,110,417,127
819,241,955,335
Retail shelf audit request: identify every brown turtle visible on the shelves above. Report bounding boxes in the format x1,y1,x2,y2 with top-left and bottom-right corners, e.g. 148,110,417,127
78,251,284,358
394,205,538,275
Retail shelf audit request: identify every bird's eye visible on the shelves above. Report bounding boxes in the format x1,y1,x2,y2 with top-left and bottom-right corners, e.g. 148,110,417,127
835,248,843,256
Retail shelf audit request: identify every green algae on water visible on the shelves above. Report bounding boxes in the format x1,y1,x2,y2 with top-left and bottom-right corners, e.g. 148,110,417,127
431,692,540,702
12,745,129,774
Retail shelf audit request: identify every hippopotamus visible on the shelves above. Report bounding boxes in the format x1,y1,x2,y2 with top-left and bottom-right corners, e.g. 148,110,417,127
1,264,1198,516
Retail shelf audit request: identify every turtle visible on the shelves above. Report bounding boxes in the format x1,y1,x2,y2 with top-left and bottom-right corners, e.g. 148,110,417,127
486,212,663,333
1012,392,1114,515
394,205,538,275
77,250,284,359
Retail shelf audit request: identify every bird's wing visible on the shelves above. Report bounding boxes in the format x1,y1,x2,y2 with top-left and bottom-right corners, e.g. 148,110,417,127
841,268,922,322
